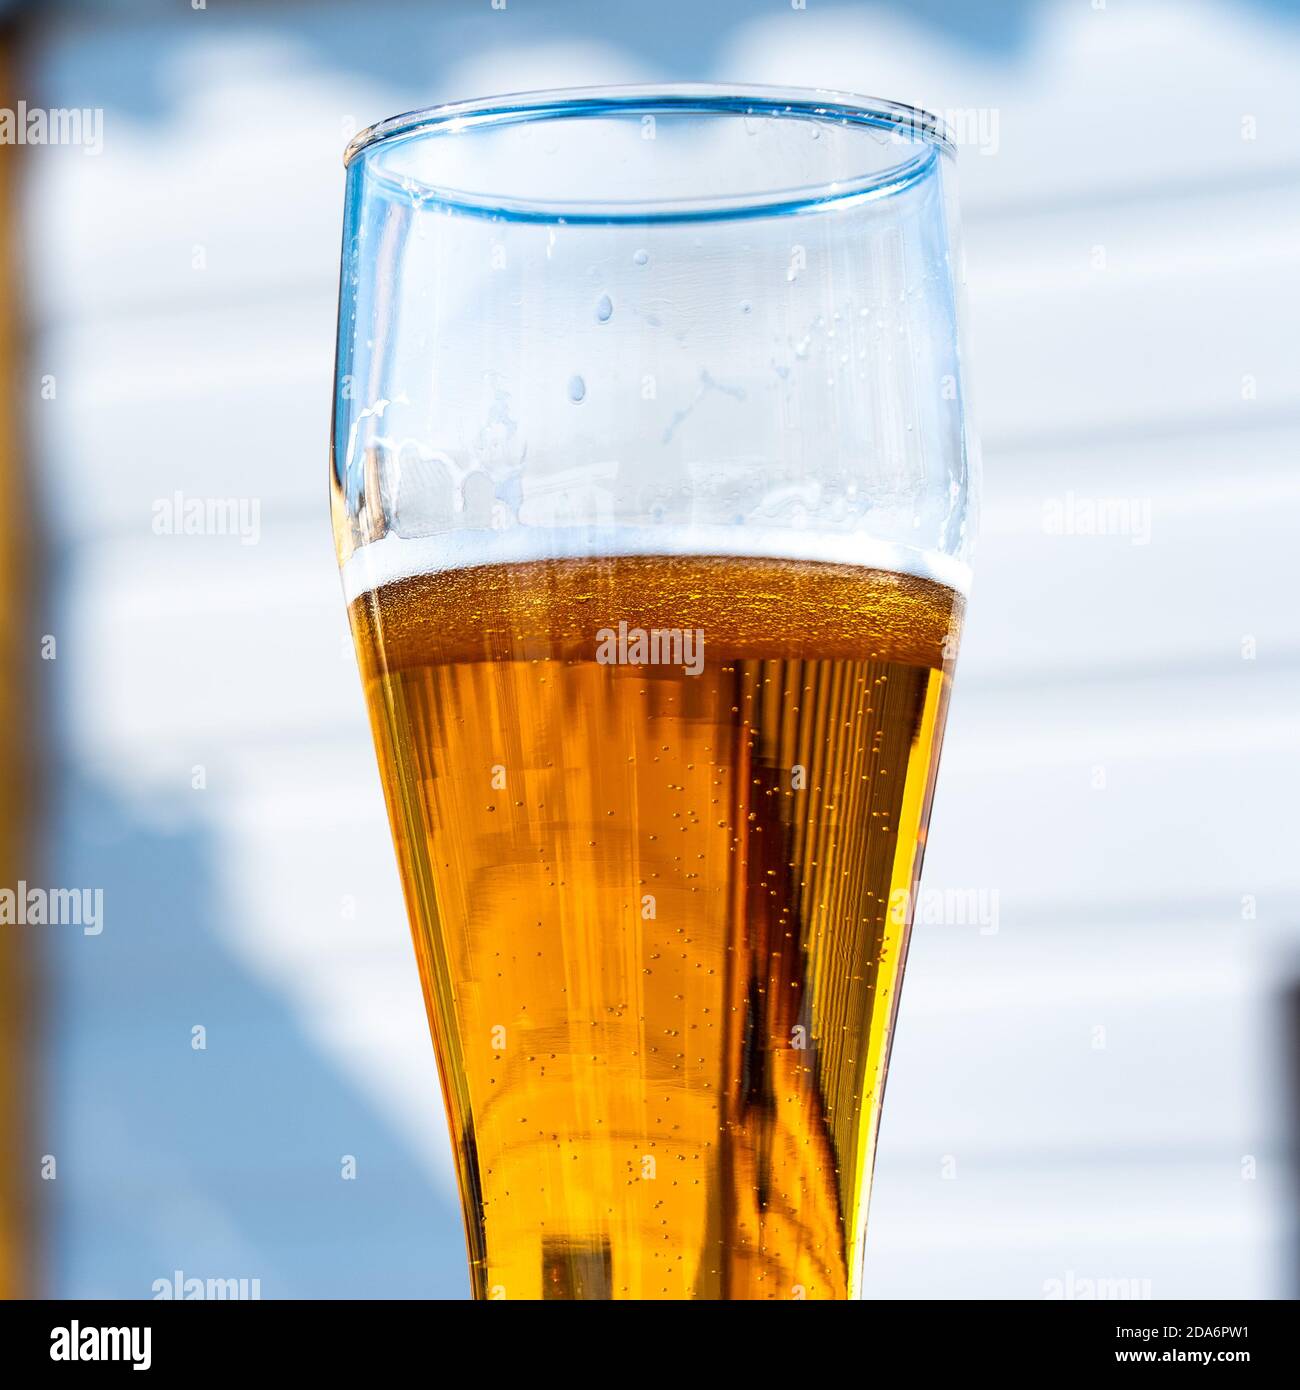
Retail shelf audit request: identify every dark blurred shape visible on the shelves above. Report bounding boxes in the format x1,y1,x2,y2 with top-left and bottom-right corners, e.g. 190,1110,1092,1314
0,14,38,1299
1288,975,1300,1298
542,1239,612,1300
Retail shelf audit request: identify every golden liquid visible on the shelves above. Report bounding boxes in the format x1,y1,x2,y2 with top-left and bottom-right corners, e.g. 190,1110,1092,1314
349,554,962,1300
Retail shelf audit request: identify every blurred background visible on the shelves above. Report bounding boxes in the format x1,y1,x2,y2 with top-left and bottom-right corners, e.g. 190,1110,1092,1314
0,0,1296,1298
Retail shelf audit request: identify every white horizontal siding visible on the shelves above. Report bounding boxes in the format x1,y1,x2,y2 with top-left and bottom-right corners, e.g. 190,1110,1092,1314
27,0,1300,1297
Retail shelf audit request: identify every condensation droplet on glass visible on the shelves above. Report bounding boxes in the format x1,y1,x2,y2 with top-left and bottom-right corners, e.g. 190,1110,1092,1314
633,249,649,266
595,294,613,322
740,300,752,314
568,375,586,403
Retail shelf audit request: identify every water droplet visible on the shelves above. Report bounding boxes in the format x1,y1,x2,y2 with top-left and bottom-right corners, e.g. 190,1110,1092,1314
595,293,613,322
740,300,752,314
633,249,649,266
568,375,586,403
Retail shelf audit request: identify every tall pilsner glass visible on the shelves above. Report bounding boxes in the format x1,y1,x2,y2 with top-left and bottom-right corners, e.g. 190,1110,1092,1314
331,86,977,1301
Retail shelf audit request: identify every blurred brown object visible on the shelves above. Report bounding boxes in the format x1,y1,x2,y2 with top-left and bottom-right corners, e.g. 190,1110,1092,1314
0,26,35,1300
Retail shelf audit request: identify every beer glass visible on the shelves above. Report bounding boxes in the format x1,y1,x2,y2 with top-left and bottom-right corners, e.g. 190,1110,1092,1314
331,85,976,1300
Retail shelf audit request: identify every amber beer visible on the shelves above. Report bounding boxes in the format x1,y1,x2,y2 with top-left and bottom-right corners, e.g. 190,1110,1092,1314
348,551,962,1299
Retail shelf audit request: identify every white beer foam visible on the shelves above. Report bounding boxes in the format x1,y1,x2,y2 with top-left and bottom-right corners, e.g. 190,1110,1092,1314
340,525,971,605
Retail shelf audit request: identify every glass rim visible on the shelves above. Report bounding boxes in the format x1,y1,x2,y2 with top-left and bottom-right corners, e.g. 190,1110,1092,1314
343,83,955,225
